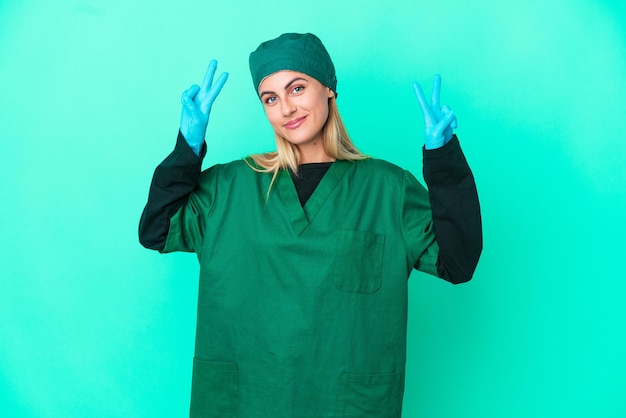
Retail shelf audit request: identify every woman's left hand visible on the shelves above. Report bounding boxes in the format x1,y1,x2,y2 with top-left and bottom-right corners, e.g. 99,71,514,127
413,74,457,150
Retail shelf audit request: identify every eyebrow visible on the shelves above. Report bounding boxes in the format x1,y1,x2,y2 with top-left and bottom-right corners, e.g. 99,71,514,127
259,77,308,98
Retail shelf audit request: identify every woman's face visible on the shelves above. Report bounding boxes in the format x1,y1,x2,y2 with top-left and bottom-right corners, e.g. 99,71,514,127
258,70,335,153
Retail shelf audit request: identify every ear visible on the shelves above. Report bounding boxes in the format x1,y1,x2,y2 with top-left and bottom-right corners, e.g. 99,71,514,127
326,87,334,98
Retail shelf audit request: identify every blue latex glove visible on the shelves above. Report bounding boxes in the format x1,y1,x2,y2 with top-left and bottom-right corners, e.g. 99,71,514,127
413,74,458,150
180,60,229,155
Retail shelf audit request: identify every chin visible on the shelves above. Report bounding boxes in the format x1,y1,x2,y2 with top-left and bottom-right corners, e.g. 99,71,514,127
282,133,314,146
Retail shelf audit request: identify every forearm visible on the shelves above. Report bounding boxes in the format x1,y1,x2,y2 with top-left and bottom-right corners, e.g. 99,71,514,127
423,135,483,284
138,132,206,251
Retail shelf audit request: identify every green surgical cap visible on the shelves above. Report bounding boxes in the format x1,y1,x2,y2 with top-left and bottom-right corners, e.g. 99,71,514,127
249,33,337,96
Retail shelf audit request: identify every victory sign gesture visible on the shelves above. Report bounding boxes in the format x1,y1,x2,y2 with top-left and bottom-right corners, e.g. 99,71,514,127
413,74,458,150
180,60,229,155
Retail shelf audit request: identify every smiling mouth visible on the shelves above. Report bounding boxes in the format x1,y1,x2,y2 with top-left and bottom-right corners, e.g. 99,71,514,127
284,116,306,129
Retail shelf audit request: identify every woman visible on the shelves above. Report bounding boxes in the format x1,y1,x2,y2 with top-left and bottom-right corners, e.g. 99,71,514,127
139,32,481,418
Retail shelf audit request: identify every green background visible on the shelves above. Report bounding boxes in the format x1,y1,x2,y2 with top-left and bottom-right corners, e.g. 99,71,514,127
1,0,625,417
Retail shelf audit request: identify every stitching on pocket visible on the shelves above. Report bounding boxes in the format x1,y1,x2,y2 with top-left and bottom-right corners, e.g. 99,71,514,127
332,230,386,294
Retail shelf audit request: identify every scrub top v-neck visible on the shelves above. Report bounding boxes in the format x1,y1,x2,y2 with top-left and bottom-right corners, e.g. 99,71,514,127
280,161,346,236
290,162,333,207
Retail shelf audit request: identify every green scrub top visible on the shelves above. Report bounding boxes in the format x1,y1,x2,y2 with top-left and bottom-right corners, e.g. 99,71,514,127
164,157,439,417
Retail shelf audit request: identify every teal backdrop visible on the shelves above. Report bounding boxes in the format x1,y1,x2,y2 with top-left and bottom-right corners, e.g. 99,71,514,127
1,0,625,417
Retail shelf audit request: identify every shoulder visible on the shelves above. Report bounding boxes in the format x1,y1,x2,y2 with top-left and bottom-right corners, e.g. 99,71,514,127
218,159,253,174
201,159,255,175
350,157,408,178
198,159,258,183
349,158,425,192
359,157,403,170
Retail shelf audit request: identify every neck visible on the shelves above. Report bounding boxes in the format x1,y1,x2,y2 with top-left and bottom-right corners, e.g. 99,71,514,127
297,141,334,164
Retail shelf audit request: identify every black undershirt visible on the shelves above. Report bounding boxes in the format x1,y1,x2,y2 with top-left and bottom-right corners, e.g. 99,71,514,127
290,162,333,206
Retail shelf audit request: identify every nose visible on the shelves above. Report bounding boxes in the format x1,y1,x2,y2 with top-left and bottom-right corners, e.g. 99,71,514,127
280,97,296,116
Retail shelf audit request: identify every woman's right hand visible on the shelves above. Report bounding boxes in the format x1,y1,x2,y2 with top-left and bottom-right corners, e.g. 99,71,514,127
412,74,457,150
180,60,229,156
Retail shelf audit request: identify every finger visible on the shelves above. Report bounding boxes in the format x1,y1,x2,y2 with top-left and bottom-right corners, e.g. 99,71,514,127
181,84,201,106
439,109,456,131
201,72,229,113
430,111,456,141
412,81,435,126
441,105,458,129
195,61,218,106
200,60,218,93
431,106,443,124
431,74,441,109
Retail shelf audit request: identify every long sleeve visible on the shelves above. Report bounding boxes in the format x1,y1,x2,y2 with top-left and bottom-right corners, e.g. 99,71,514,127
422,135,483,284
138,132,206,251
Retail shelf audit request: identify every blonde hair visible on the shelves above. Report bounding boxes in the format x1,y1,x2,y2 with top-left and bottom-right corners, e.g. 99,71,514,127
246,98,368,197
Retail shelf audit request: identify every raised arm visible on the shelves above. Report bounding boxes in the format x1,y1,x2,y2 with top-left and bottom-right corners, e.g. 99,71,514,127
139,61,228,251
180,60,229,155
413,75,482,283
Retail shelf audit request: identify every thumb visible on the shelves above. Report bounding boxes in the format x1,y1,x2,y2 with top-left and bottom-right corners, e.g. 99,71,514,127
439,108,456,130
430,110,456,141
441,105,458,129
181,85,201,107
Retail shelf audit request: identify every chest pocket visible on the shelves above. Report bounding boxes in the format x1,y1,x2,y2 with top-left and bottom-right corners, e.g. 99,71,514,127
332,230,386,294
